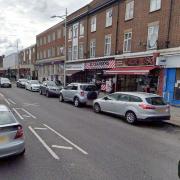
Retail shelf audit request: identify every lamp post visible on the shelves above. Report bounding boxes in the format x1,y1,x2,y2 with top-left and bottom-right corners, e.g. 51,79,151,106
51,8,67,87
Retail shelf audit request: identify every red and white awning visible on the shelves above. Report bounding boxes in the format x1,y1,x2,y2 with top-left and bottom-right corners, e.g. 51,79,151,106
105,66,157,75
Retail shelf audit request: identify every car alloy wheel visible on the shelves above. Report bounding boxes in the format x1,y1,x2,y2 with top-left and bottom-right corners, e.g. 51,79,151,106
126,111,137,124
94,103,101,113
59,94,64,102
74,97,80,107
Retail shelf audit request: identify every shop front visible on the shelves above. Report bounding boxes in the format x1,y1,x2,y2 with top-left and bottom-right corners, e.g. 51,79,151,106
160,54,180,105
105,55,162,94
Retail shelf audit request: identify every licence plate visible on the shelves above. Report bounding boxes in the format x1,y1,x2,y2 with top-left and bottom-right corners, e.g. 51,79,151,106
157,108,166,113
0,136,8,144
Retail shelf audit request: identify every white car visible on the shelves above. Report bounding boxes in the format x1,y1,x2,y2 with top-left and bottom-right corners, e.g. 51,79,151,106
0,78,12,88
25,80,40,92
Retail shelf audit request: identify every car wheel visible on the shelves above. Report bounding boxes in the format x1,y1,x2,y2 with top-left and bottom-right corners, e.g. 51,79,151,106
19,148,25,156
46,91,50,98
125,111,137,124
94,103,101,113
59,94,64,102
74,97,80,107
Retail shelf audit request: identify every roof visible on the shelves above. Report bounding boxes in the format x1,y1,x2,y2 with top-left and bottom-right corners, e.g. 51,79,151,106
114,92,160,98
0,105,9,112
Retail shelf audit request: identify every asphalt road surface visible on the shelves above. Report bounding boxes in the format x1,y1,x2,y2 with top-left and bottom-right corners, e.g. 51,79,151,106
0,85,180,180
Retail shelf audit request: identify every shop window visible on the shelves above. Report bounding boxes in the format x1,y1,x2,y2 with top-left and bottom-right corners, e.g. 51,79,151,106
150,0,161,12
123,31,132,53
106,8,113,27
104,34,112,56
147,23,159,50
125,0,134,21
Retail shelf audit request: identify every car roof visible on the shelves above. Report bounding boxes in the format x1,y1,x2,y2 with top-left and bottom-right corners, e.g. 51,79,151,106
69,83,95,86
114,92,160,98
0,105,9,112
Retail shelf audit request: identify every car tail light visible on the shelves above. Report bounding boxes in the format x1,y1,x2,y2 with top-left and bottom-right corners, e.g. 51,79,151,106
139,103,156,110
80,91,85,96
15,125,24,139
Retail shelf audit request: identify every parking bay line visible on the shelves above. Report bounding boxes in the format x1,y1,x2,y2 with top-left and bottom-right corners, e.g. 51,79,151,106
8,99,16,105
13,108,24,120
4,98,11,106
52,145,73,150
21,108,37,119
44,124,88,155
29,126,59,160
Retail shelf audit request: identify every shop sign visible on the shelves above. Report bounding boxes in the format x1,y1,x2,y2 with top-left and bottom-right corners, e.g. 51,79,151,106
85,60,115,69
66,63,84,71
126,57,155,66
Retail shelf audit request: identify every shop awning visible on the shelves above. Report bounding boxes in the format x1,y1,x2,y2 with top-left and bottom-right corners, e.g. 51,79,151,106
105,66,157,75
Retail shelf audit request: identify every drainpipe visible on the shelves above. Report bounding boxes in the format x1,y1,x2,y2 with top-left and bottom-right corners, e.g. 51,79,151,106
115,0,120,55
166,0,173,48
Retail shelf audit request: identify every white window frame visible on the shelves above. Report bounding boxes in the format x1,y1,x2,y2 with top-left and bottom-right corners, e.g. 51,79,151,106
150,0,161,12
125,0,134,21
123,31,132,53
104,34,112,56
79,22,85,36
106,9,113,27
147,23,159,50
68,27,72,40
90,39,96,58
91,16,96,32
73,45,78,60
79,43,84,59
68,47,72,61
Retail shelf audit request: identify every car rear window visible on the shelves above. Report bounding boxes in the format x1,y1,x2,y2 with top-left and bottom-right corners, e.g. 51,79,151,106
146,97,167,106
0,111,16,125
80,85,97,91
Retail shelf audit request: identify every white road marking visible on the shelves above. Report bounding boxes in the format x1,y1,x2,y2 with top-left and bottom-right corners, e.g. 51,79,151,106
34,127,47,130
0,93,4,97
52,145,73,150
4,98,11,105
22,114,31,118
23,103,39,107
44,124,88,155
13,108,24,120
21,108,37,119
8,99,16,105
29,126,59,160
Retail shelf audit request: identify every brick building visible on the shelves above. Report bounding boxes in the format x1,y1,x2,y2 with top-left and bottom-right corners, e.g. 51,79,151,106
19,44,37,79
36,22,65,82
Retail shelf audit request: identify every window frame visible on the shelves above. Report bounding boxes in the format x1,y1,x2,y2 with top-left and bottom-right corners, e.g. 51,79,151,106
79,22,85,36
150,0,161,12
123,31,132,53
91,16,97,32
125,0,134,21
104,34,112,56
79,43,84,59
106,8,113,27
90,39,96,58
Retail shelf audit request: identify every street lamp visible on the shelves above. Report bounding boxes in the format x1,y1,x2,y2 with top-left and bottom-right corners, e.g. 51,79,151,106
51,8,67,87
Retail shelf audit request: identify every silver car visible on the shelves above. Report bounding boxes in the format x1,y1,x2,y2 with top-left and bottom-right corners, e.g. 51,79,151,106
59,83,98,107
25,80,40,92
93,92,170,124
0,105,25,158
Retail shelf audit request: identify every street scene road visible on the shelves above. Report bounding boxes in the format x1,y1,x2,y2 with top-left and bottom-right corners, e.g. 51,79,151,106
0,85,180,180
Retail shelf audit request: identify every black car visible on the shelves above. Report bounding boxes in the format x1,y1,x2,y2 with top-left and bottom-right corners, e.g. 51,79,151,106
39,81,63,97
16,79,28,88
0,78,12,88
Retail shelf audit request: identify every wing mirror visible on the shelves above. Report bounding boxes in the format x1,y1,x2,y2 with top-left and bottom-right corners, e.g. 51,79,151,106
104,96,111,101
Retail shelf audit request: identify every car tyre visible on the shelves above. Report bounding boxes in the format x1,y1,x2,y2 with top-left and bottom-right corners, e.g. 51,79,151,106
94,103,101,113
59,94,64,102
74,97,80,107
125,111,137,124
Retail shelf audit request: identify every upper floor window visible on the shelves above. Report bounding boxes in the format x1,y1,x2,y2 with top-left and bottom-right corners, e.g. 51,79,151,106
79,43,84,59
40,38,43,46
68,47,72,61
73,24,78,38
104,34,111,56
150,0,161,12
106,9,113,27
147,23,159,50
72,45,78,60
57,29,61,39
52,47,55,57
43,50,46,58
43,36,46,45
48,48,52,57
48,34,51,43
68,27,72,40
123,31,132,53
90,39,96,58
125,0,134,21
91,16,96,32
79,22,85,36
52,32,56,41
37,39,39,47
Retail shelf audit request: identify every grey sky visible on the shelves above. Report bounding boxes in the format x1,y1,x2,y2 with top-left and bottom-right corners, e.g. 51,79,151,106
0,0,92,55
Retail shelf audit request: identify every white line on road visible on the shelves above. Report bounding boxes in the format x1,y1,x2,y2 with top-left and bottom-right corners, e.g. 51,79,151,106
8,98,16,105
44,124,88,155
21,108,37,119
34,127,47,130
52,145,73,150
13,108,24,120
4,98,11,106
0,93,4,97
29,126,59,160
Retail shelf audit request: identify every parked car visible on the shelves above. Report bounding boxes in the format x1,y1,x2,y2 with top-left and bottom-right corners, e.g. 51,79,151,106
16,79,28,88
39,81,63,97
0,105,25,158
59,83,98,107
25,80,40,92
0,78,12,88
93,92,170,124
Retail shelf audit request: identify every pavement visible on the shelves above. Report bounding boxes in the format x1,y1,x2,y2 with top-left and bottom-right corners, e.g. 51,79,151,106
0,86,180,180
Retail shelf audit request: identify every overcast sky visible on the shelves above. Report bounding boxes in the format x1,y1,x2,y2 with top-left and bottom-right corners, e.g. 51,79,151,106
0,0,92,56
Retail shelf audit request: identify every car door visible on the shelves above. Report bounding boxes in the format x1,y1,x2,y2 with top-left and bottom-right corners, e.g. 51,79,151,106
69,85,78,101
63,85,73,100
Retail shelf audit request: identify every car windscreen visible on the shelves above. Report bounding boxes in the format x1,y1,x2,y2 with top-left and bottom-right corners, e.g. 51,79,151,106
1,78,10,83
146,97,167,106
48,81,57,87
80,85,97,91
0,111,16,125
30,81,39,84
20,79,27,82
